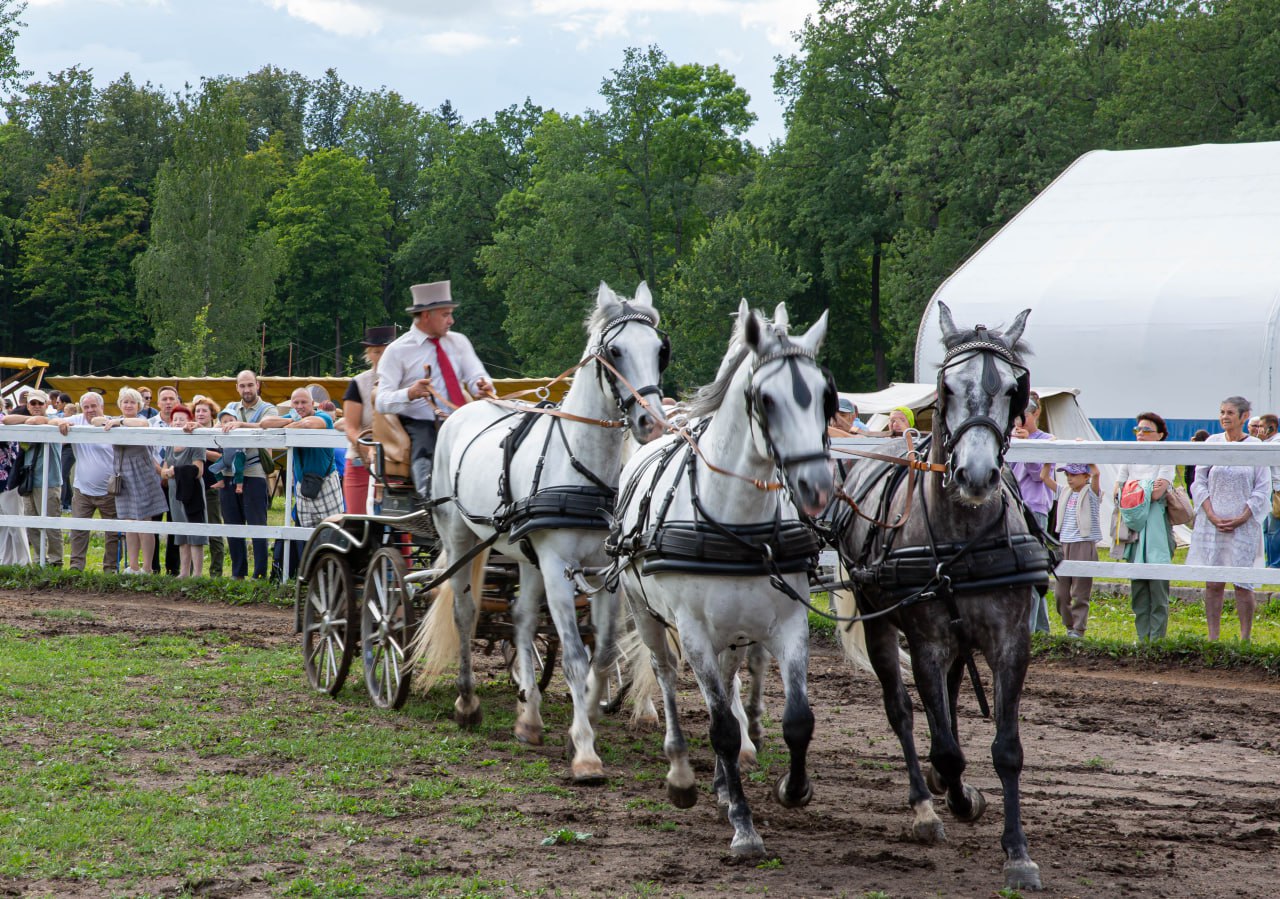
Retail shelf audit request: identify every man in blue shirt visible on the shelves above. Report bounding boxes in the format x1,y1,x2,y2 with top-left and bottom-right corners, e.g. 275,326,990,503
262,387,343,528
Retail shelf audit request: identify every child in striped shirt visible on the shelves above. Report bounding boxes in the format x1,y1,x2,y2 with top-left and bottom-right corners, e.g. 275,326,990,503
1054,463,1101,638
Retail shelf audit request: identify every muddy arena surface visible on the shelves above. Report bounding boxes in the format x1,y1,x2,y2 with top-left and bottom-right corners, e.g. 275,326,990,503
3,588,1279,898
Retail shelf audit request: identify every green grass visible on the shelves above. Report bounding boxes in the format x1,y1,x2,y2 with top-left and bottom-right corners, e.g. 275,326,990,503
0,625,549,894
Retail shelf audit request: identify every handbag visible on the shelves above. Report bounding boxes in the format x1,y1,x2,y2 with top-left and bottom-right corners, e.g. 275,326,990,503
1271,490,1280,520
1165,485,1193,526
107,449,123,496
15,450,34,497
300,472,325,500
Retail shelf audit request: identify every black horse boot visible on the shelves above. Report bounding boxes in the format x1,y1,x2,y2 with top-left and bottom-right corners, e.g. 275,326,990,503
411,457,433,512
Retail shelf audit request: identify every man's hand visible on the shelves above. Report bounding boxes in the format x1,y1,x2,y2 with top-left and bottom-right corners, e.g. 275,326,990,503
57,420,71,436
407,378,433,401
474,378,496,399
220,419,249,433
1012,426,1030,439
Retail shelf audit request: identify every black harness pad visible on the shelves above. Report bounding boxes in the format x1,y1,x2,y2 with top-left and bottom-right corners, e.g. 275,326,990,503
506,485,617,542
869,533,1053,599
636,519,822,576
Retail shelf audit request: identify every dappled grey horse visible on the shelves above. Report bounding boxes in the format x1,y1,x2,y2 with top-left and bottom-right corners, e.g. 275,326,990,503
832,303,1051,891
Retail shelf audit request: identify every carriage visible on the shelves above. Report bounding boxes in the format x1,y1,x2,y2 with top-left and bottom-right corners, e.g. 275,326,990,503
292,408,625,712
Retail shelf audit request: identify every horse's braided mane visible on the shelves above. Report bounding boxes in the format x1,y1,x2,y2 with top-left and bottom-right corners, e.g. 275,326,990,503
583,295,660,337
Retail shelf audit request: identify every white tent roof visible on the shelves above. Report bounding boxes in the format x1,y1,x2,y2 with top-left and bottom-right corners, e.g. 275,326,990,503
915,141,1280,430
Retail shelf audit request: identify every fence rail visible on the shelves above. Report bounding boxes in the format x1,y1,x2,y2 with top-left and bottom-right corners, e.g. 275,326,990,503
3,426,1280,586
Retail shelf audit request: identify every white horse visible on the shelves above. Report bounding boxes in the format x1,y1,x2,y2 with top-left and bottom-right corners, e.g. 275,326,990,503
611,301,833,858
411,282,668,783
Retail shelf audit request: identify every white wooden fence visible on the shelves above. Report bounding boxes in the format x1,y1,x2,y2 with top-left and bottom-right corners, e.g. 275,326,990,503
4,424,1280,587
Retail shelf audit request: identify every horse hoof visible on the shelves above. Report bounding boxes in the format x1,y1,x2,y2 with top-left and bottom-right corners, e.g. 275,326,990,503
739,748,757,771
455,706,482,730
668,782,698,809
913,818,946,844
925,766,946,796
515,721,543,746
571,761,607,786
949,784,987,822
773,773,813,809
1003,858,1043,891
729,834,766,860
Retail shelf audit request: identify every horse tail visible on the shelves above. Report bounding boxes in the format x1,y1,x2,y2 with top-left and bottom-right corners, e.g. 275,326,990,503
410,547,489,692
617,612,677,727
832,577,913,682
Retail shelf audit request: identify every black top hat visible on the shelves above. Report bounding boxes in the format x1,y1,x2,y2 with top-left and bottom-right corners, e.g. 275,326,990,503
361,325,397,346
405,280,456,314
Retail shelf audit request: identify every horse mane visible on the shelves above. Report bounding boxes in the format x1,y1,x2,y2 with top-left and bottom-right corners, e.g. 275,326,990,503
683,308,788,419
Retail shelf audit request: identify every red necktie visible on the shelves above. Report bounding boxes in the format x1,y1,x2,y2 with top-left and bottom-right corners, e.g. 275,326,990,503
429,337,467,408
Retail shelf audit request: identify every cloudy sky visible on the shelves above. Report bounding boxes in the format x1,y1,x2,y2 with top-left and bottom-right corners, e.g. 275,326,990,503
12,0,819,146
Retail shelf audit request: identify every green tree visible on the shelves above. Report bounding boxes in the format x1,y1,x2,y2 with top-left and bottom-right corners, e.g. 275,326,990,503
267,147,392,375
305,68,354,150
0,0,25,91
480,46,756,373
85,74,175,196
135,86,282,376
395,101,542,374
4,65,96,167
16,157,149,373
872,0,1096,373
664,210,809,394
1102,0,1280,146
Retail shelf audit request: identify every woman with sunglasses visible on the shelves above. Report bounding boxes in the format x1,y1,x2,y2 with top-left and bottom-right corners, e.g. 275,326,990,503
1114,413,1177,640
1186,396,1271,641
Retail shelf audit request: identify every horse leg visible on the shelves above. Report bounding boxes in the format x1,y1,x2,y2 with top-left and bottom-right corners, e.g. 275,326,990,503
987,631,1042,891
584,586,621,726
450,565,482,729
746,644,768,749
722,648,757,770
631,599,696,808
864,618,944,843
512,563,546,746
687,639,763,859
543,560,605,784
917,652,985,824
770,616,814,810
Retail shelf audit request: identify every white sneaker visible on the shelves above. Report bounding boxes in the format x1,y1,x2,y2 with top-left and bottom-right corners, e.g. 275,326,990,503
121,568,139,575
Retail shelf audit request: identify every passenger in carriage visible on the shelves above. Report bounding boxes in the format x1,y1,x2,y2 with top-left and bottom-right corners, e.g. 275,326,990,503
373,281,495,504
341,325,395,515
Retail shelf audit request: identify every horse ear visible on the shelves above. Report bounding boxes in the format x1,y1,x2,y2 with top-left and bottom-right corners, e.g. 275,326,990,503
1005,308,1031,347
800,310,829,353
597,281,618,309
938,302,958,338
634,281,653,307
744,309,765,352
773,302,790,333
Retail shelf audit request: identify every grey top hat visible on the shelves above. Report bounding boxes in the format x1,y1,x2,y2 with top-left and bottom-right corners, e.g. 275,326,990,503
406,280,456,314
361,325,397,346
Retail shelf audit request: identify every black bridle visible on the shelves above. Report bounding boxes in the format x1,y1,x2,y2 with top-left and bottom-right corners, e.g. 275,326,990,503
590,307,670,416
935,331,1030,483
745,344,837,485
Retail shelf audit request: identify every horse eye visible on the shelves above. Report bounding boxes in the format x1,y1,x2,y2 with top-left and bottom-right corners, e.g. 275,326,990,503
610,346,622,359
760,394,775,410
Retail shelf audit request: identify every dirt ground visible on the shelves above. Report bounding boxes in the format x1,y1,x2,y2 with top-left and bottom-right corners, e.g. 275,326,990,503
3,588,1279,899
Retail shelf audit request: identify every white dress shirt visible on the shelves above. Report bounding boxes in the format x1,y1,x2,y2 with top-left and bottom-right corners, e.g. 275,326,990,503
374,327,490,421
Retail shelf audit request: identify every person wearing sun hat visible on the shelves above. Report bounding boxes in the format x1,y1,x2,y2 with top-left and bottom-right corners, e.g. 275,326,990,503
1053,462,1101,638
374,281,495,501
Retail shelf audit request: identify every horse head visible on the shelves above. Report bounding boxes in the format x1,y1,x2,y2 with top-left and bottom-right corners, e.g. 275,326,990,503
935,302,1031,506
740,300,835,517
589,282,669,444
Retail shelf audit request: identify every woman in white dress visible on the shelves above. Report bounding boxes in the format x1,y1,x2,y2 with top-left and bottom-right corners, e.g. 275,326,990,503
1186,396,1271,641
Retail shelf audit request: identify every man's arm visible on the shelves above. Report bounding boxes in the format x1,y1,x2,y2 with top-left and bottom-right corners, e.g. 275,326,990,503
451,333,494,396
374,344,420,413
3,414,51,425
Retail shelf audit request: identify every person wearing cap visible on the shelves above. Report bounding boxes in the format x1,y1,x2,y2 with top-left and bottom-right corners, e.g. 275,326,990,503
342,325,395,513
827,397,867,438
374,281,495,501
1011,390,1056,634
1053,462,1101,638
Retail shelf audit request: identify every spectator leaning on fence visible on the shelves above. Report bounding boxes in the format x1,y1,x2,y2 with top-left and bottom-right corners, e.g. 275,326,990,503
217,371,278,580
57,392,120,573
2,390,64,566
1187,396,1270,642
160,404,207,578
185,396,227,577
1254,413,1280,569
261,388,343,528
97,387,168,575
1114,413,1177,641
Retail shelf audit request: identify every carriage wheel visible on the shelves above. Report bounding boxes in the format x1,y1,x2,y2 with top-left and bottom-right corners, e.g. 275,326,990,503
502,635,559,694
301,552,355,696
362,547,416,710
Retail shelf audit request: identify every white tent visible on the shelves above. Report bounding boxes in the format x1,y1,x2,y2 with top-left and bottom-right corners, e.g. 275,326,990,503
914,141,1280,441
840,385,1091,438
